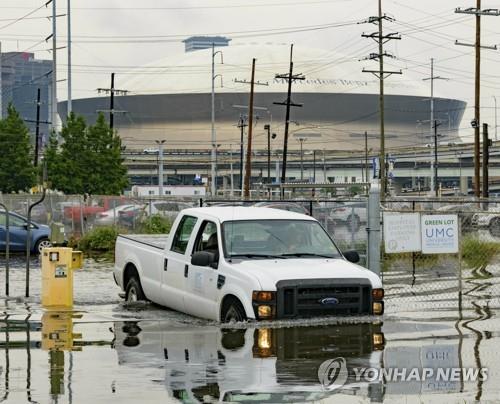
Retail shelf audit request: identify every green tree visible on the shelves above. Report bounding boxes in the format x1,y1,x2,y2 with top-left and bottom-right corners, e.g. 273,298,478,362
45,112,129,195
0,104,36,192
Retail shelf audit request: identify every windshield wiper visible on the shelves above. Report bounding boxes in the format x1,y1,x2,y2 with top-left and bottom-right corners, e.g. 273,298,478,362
281,253,337,258
229,253,288,259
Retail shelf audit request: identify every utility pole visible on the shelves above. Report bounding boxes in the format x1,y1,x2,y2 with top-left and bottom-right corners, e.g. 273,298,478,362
67,0,72,114
229,144,234,197
365,131,369,185
423,58,448,195
237,115,247,193
483,123,490,198
313,150,316,183
264,124,276,184
433,120,441,197
455,2,499,197
211,43,223,196
323,149,327,183
235,59,268,198
34,88,41,167
244,59,256,199
97,73,128,131
274,45,305,184
361,0,402,194
50,0,57,134
494,96,498,141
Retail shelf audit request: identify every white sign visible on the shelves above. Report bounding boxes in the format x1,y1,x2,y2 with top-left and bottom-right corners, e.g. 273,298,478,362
383,213,421,253
421,215,459,254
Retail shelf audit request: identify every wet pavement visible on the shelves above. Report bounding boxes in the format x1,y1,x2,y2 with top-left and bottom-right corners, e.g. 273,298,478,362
1,256,500,403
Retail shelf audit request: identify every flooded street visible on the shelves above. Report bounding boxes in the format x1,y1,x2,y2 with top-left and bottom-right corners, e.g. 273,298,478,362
1,257,500,403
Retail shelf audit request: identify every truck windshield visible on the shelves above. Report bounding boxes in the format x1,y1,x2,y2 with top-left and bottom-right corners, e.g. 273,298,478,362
222,220,342,259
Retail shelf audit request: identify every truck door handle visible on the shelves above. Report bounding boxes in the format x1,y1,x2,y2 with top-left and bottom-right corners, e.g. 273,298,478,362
184,264,189,278
164,258,168,271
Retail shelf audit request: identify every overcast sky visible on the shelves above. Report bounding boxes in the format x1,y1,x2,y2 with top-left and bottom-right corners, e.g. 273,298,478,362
1,0,499,140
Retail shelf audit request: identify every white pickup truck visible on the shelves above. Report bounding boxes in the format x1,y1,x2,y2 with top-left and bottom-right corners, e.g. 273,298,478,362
114,207,384,322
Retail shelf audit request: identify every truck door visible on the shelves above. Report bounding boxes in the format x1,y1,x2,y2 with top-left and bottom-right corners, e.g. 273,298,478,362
184,220,221,320
162,215,198,312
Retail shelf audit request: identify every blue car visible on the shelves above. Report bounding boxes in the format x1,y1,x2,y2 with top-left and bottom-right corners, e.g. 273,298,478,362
0,210,52,254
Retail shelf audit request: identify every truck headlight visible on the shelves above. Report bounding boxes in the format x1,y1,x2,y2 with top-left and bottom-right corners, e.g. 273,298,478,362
372,301,384,315
253,328,276,358
257,328,272,349
373,332,385,347
252,291,276,320
257,305,273,319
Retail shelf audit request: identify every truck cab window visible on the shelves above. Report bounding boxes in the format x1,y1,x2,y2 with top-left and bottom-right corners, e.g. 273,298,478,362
171,215,197,254
193,221,218,253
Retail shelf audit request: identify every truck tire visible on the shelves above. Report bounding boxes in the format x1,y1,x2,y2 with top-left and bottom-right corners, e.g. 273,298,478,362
221,297,247,323
125,276,146,302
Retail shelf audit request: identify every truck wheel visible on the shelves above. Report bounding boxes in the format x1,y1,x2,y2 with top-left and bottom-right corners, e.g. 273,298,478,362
125,276,146,302
221,297,247,323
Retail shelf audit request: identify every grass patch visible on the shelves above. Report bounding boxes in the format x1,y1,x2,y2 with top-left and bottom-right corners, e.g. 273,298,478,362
461,237,500,271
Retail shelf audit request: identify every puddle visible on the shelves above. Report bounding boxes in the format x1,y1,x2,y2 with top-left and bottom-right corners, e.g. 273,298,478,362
1,258,500,402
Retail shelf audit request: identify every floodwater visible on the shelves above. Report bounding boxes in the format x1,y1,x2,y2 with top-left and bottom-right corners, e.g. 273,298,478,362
1,254,500,403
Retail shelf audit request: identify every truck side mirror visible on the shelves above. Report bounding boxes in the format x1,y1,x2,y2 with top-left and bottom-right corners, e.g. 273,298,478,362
191,251,216,267
343,250,360,263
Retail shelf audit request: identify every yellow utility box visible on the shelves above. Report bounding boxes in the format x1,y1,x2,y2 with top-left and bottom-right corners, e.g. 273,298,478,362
41,311,83,351
41,247,83,309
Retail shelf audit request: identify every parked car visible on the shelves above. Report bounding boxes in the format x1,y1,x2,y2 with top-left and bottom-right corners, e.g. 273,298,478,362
94,204,144,226
471,207,500,230
12,202,50,224
63,197,129,225
330,202,367,228
145,201,194,221
118,205,147,228
436,203,478,228
114,206,384,322
0,210,52,253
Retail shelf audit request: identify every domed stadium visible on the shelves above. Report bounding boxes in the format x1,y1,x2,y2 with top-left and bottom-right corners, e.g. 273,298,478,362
58,43,466,153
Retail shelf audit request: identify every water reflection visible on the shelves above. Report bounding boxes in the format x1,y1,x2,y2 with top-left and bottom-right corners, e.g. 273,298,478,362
115,322,386,402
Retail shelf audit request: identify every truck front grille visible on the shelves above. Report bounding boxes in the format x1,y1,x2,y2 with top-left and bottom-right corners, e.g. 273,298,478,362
276,279,372,318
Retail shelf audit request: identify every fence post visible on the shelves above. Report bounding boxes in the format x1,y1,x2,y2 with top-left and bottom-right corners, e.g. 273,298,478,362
367,180,381,277
1,203,10,296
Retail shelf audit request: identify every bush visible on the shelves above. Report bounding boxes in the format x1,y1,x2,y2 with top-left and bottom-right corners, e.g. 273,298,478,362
461,237,500,271
78,226,119,252
138,215,172,234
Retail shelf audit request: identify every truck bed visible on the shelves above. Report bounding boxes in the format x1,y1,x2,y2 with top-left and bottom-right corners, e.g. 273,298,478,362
118,234,169,250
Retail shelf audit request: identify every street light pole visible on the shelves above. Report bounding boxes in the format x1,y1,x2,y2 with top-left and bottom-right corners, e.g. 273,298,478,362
494,95,498,141
433,120,440,197
298,137,306,181
211,43,223,196
156,140,165,196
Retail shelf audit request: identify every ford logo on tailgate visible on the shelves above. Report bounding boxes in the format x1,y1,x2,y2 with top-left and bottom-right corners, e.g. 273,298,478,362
320,297,339,305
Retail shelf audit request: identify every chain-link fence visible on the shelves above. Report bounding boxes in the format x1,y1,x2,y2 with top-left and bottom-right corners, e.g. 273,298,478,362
2,193,500,316
381,198,500,314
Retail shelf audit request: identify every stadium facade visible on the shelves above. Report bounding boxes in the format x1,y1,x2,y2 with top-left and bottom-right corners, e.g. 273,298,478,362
58,44,467,188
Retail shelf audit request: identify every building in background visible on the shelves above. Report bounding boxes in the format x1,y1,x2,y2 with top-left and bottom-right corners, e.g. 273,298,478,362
182,36,231,52
1,52,52,145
